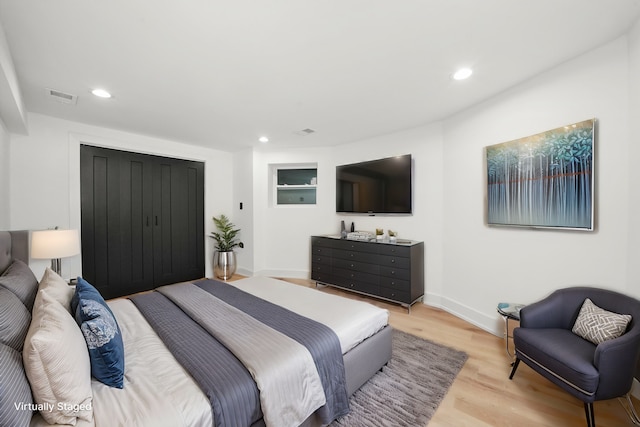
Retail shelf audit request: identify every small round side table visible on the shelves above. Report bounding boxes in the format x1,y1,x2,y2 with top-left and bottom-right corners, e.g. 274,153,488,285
497,302,525,359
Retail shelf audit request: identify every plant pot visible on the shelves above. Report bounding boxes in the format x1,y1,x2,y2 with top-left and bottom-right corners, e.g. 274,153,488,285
214,250,236,280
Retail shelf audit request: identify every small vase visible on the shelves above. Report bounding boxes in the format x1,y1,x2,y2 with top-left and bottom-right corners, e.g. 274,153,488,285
214,251,237,280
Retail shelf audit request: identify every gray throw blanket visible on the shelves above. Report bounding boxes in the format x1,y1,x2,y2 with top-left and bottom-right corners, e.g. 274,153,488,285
130,279,349,427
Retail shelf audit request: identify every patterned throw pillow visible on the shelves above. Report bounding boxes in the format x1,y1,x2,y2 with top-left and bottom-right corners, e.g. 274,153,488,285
72,277,125,388
572,298,632,345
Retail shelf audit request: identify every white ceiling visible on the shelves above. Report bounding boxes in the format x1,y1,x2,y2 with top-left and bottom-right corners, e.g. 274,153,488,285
1,0,639,152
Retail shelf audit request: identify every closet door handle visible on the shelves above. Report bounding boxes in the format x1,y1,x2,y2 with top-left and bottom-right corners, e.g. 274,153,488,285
146,216,150,227
155,216,159,226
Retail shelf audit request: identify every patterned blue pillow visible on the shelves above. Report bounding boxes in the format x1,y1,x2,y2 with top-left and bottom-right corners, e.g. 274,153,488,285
71,277,124,388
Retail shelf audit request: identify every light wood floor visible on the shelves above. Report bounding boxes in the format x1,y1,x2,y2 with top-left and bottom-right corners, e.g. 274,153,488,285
255,276,637,427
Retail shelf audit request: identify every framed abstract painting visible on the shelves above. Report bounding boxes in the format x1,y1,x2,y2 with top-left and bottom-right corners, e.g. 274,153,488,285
486,119,595,231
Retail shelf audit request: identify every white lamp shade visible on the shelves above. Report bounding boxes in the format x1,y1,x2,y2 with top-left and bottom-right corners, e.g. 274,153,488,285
31,229,80,259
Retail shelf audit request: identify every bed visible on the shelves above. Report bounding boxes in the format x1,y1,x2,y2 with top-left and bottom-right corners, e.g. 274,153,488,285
0,230,392,427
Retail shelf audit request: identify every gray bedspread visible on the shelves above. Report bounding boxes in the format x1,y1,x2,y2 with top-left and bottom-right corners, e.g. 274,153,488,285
130,291,261,427
130,278,349,427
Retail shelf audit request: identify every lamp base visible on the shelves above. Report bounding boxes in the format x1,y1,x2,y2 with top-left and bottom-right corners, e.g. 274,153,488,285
51,258,62,277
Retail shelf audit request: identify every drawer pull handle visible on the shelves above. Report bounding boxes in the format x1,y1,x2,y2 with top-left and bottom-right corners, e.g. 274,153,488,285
391,259,395,263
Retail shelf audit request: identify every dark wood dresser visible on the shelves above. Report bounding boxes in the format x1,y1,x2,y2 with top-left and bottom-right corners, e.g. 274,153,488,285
311,235,424,311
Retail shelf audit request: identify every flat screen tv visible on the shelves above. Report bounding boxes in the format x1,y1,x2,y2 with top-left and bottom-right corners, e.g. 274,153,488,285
336,154,412,215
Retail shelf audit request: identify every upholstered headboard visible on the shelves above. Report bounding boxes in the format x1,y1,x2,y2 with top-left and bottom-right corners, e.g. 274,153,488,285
0,230,40,427
0,230,29,275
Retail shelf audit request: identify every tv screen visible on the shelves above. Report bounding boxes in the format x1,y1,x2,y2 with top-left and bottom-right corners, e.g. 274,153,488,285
336,154,412,214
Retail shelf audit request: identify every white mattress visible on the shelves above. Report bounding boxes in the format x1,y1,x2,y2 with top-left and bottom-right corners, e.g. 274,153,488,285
231,276,389,353
30,277,389,427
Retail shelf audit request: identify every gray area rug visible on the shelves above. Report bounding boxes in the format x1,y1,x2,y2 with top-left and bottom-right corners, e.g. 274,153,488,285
331,330,468,427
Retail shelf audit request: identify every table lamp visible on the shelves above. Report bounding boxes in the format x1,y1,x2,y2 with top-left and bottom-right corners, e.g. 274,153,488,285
31,228,80,276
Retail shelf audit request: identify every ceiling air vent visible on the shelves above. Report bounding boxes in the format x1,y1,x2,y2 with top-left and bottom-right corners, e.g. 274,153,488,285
294,128,316,136
46,88,78,105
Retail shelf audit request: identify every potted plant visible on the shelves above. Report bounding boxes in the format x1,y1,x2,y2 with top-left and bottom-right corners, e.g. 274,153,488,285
210,214,241,280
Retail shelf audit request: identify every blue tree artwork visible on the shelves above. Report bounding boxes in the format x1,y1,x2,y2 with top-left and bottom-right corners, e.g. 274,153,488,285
486,119,594,230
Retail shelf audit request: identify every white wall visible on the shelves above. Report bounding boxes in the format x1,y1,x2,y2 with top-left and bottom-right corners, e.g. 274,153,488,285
9,113,233,280
627,19,640,291
0,19,27,135
0,120,9,228
232,149,254,275
441,36,631,334
251,146,334,277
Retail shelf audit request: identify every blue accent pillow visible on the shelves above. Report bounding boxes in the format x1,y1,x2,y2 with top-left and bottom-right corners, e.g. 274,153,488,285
71,277,124,388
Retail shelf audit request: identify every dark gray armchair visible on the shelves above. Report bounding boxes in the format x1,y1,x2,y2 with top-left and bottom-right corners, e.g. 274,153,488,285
509,287,640,427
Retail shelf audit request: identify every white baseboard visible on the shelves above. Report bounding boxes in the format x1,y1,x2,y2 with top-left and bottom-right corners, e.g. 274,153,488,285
251,269,309,279
423,292,504,337
235,267,253,277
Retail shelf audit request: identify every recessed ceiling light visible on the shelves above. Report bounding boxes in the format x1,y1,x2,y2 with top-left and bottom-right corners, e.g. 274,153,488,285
258,136,269,143
91,88,112,98
452,68,473,80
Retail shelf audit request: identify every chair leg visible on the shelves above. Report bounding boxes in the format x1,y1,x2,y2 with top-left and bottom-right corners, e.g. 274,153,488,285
584,402,595,427
618,393,640,425
508,358,520,379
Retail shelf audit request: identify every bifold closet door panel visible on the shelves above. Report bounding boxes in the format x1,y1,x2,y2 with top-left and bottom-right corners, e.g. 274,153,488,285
118,153,155,294
80,146,155,299
152,159,205,286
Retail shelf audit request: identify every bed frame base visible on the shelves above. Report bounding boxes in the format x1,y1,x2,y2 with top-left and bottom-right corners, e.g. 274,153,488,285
343,325,393,396
295,325,393,427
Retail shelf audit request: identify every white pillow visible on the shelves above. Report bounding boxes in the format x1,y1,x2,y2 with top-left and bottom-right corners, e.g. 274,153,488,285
23,291,93,425
38,267,74,312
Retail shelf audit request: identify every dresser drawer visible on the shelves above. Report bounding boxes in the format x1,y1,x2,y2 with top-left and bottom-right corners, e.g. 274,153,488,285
378,286,410,304
377,244,411,257
311,245,332,257
311,265,332,283
333,258,380,274
332,276,379,295
379,265,410,280
311,254,331,266
333,248,378,264
333,267,379,285
311,237,334,248
378,254,411,269
379,276,410,290
334,239,379,254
